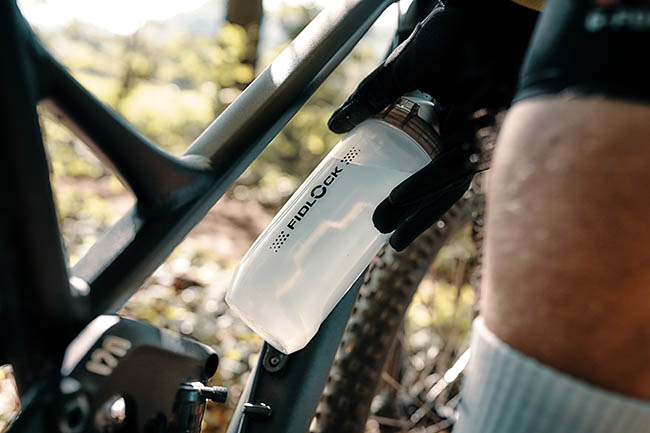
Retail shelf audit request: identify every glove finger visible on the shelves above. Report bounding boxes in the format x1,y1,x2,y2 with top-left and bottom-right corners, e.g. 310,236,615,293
388,145,476,207
374,173,472,235
390,6,461,106
372,196,417,234
388,178,471,251
328,63,407,134
395,2,537,110
328,5,448,134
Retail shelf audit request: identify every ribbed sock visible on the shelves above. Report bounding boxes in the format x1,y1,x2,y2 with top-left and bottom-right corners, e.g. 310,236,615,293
454,318,650,433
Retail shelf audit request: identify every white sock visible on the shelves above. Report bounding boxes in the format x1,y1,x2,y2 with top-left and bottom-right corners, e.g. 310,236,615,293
454,317,650,433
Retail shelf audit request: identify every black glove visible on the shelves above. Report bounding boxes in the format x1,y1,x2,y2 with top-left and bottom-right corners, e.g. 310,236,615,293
328,0,538,251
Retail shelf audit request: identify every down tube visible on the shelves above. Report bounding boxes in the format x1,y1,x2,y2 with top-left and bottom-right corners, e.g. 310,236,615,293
228,272,365,433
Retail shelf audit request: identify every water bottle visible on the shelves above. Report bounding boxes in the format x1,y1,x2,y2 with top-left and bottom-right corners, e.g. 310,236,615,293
226,96,441,354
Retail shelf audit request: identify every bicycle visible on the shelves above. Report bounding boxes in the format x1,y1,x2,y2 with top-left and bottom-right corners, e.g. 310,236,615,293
1,0,486,431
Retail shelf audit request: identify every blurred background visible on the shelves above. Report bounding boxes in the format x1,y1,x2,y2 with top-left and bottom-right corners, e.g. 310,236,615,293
1,1,477,431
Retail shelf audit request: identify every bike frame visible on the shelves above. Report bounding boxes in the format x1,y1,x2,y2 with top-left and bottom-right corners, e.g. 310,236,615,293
0,0,404,431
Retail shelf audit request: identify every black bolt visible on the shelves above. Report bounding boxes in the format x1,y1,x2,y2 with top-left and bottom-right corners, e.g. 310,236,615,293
243,402,272,418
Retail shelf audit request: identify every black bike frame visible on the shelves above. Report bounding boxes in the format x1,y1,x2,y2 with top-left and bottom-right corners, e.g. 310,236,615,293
1,0,396,431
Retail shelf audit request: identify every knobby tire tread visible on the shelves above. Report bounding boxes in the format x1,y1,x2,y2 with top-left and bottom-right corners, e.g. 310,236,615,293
311,194,479,433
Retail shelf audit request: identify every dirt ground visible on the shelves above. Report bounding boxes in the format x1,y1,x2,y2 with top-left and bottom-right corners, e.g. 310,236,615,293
56,175,276,262
190,195,275,260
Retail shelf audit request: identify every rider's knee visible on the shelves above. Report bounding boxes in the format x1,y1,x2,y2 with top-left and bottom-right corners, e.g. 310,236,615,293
482,95,650,399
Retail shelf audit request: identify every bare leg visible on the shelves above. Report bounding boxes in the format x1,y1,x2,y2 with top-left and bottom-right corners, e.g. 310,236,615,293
482,96,650,399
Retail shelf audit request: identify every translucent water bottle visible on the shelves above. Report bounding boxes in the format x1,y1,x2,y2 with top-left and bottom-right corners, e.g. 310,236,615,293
226,96,441,354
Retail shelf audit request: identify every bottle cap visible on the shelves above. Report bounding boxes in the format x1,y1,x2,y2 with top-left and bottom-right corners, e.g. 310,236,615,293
375,95,442,159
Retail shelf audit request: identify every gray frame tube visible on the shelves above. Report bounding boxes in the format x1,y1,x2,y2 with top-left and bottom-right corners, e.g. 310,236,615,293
73,0,393,321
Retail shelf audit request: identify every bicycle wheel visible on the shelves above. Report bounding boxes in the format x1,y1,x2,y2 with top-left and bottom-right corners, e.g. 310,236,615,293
311,180,485,433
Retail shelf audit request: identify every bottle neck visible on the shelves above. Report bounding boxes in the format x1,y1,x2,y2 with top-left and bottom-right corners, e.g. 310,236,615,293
375,98,442,159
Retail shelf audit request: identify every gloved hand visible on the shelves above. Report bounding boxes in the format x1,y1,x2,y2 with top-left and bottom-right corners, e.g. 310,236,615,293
328,0,539,251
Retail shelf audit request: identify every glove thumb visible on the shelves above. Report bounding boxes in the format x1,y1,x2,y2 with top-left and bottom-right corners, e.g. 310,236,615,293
328,61,408,134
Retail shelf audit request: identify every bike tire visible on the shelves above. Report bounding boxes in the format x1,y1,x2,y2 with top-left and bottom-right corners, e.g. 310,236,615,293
311,190,481,433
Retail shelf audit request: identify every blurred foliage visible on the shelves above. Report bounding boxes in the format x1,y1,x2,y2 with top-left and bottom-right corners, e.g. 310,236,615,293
5,3,387,431
38,3,379,208
276,4,317,39
31,0,383,265
407,225,477,354
1,2,484,432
